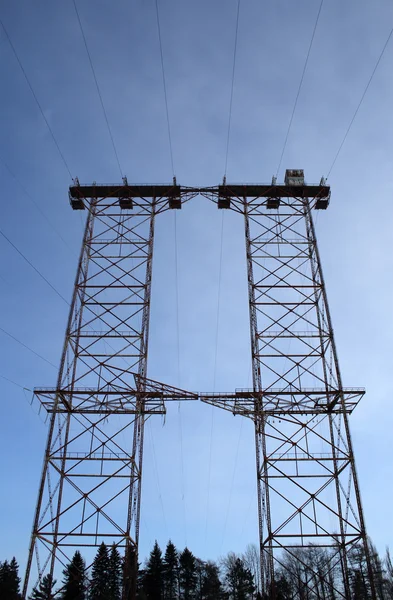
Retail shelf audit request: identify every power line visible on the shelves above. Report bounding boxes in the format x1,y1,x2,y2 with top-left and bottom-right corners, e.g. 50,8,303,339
0,17,73,179
0,373,32,391
276,0,324,178
72,0,123,178
155,0,175,176
220,418,244,552
327,25,393,179
204,211,225,546
0,325,57,369
224,0,241,177
1,159,74,254
0,228,69,306
173,212,187,545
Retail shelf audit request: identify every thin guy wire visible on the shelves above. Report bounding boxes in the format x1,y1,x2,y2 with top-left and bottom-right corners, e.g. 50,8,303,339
0,18,73,179
155,0,175,176
0,326,57,369
204,211,225,546
72,0,123,178
224,0,241,176
327,26,393,179
0,228,69,306
174,212,187,545
276,0,324,178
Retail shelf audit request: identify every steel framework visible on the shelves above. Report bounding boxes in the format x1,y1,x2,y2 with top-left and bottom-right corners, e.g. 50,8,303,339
23,181,197,599
23,177,374,600
200,179,376,599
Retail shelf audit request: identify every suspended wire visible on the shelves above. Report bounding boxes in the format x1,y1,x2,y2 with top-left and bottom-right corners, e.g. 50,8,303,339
0,18,73,179
1,159,74,254
155,0,175,176
72,0,123,178
276,0,324,178
326,25,393,179
220,418,244,552
147,421,169,537
0,325,57,369
224,0,241,177
0,228,69,306
174,212,187,545
0,373,32,391
204,212,225,546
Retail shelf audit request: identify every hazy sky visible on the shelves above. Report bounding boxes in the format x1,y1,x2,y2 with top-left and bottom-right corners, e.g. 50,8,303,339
1,0,393,577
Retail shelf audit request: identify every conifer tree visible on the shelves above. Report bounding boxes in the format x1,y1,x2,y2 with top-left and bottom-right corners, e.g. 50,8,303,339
201,561,224,599
90,543,110,600
61,551,86,600
30,574,56,600
179,548,197,599
108,545,123,600
0,557,21,600
163,541,179,599
225,557,254,600
143,541,163,600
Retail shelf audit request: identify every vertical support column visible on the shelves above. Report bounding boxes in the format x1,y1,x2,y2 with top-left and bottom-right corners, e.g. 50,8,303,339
23,191,157,598
241,191,376,599
244,204,274,593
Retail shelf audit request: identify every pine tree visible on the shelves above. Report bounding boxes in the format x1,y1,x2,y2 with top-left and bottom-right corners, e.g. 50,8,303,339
0,557,21,600
201,561,224,599
225,557,254,600
61,550,86,600
163,541,179,599
90,543,110,600
143,541,163,600
108,545,122,600
30,574,56,600
179,548,197,600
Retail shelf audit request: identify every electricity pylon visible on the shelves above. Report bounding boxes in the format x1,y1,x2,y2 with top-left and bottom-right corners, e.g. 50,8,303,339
23,180,198,599
23,175,374,600
200,171,376,599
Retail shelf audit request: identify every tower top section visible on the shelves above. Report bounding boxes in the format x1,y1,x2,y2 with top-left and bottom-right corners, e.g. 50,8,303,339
68,170,331,211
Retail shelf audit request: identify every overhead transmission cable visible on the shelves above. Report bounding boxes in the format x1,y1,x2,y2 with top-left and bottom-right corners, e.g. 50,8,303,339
275,0,324,178
173,212,187,545
155,0,175,176
72,0,123,178
0,18,73,179
224,0,241,177
0,325,57,369
0,373,32,391
1,160,74,254
0,228,69,306
326,25,393,179
204,211,225,547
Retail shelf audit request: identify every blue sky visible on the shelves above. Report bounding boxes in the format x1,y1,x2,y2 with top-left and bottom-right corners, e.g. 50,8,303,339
1,0,393,578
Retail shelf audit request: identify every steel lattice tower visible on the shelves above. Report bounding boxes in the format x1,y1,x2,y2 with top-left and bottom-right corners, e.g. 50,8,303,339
23,180,197,599
200,172,375,599
23,174,374,600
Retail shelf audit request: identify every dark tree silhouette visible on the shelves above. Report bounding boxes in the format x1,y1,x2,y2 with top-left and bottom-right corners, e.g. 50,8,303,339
90,543,110,600
224,556,254,600
30,574,56,600
143,541,163,600
179,548,197,599
108,545,122,600
61,550,86,600
0,557,21,600
201,561,224,599
163,541,178,599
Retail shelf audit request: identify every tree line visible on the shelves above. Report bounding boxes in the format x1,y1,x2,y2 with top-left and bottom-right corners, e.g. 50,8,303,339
2,538,393,599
